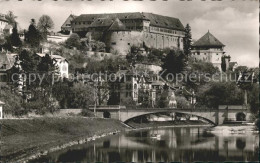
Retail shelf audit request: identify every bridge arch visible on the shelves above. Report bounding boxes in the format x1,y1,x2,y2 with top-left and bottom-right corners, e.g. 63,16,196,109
122,110,217,125
103,111,111,118
236,112,246,121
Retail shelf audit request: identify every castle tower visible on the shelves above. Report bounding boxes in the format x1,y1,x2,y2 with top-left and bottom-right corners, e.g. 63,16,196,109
191,31,225,71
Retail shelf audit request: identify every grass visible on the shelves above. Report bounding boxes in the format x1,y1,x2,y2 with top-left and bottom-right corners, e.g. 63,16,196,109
0,117,127,162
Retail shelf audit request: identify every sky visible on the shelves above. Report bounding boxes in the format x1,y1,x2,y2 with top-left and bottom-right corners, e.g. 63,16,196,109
0,0,258,67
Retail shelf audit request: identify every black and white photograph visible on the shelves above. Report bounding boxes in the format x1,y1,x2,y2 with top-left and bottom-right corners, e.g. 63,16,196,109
0,0,259,162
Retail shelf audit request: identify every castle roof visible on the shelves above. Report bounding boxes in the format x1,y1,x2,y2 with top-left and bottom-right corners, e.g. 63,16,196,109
192,31,225,47
108,18,128,31
89,18,114,28
73,12,184,31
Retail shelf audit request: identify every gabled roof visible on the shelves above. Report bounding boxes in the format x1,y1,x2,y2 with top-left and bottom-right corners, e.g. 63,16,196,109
0,53,16,70
108,18,128,31
61,14,77,28
142,12,184,30
36,53,68,62
73,12,184,31
192,31,225,47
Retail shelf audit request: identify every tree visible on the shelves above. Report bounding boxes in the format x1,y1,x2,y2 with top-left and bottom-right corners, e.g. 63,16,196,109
25,19,41,47
138,89,151,108
221,56,226,72
88,40,106,52
52,80,72,109
19,49,39,73
37,15,54,41
184,60,219,90
196,81,244,109
3,35,13,52
11,23,22,47
65,33,81,49
5,11,17,26
183,24,192,57
68,82,95,109
176,96,190,109
0,84,24,116
161,50,186,78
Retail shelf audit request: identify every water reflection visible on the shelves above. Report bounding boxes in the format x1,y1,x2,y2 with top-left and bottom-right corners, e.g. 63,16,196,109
31,127,259,162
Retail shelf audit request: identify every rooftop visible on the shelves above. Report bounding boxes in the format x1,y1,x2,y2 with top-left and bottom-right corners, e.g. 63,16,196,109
192,31,225,47
73,12,184,31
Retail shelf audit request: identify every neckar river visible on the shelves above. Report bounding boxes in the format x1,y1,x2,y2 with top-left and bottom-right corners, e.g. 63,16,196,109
31,126,259,162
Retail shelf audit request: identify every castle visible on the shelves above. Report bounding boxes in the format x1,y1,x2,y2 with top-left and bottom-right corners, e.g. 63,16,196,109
191,31,234,71
61,12,185,55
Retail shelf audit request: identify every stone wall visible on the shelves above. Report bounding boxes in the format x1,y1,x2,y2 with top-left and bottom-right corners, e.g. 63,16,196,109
90,30,184,56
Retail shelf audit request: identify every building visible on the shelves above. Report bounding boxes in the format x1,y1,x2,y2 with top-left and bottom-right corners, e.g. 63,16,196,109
0,53,17,84
191,31,225,70
61,14,77,34
67,12,185,55
108,68,177,108
3,24,12,34
36,53,69,78
0,14,8,34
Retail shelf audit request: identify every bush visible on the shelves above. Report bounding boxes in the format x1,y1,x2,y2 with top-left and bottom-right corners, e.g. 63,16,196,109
81,109,95,117
176,96,190,109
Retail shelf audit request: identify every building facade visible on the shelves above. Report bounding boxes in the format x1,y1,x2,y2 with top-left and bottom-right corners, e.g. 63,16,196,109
61,14,77,34
37,53,69,79
67,12,185,55
191,31,225,70
0,14,8,34
108,68,177,108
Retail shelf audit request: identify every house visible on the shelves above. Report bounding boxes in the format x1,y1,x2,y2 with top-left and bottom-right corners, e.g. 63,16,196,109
3,24,12,34
36,53,69,78
0,14,8,34
108,67,177,108
191,30,226,71
0,52,17,84
61,14,77,34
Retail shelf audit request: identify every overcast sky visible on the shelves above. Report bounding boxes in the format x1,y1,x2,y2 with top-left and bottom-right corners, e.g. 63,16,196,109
0,0,258,67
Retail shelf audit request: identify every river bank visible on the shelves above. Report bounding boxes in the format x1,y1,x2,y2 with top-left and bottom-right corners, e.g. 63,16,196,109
0,117,127,162
0,117,241,162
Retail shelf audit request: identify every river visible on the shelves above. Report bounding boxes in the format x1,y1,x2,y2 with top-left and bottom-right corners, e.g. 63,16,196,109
30,126,259,162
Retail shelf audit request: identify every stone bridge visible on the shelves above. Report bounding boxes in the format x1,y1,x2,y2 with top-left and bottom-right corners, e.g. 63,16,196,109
89,107,251,125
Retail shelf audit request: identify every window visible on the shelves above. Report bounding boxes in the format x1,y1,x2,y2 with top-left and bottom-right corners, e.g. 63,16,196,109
111,42,116,45
134,84,137,89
